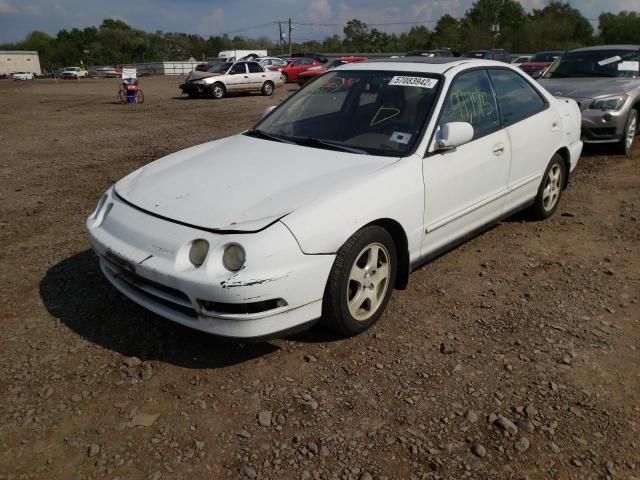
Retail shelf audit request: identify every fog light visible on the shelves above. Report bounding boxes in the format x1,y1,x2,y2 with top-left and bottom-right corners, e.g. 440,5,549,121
223,243,245,272
189,239,209,267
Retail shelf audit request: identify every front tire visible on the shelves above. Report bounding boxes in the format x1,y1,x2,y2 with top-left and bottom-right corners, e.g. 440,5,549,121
211,83,225,99
261,81,274,96
322,226,397,336
529,153,566,220
616,109,637,156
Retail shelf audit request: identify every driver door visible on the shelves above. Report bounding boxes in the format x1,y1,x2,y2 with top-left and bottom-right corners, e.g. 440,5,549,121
422,69,511,256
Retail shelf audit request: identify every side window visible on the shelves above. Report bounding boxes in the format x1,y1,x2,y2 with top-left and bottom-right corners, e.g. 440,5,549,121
230,63,246,74
488,69,546,125
439,70,500,139
248,62,263,73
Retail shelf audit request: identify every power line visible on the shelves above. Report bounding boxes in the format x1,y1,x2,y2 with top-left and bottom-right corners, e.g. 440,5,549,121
218,20,287,36
294,19,441,28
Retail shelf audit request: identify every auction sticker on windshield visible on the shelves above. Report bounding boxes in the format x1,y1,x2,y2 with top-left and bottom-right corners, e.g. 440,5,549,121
389,76,438,89
618,61,639,72
597,56,622,66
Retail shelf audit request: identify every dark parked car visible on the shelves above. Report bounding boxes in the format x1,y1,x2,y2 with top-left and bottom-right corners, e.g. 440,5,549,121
463,49,511,63
538,44,640,155
406,48,456,57
290,52,328,64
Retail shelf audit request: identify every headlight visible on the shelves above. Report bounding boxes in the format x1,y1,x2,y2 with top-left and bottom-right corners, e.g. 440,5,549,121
189,239,209,267
590,94,628,111
222,244,245,272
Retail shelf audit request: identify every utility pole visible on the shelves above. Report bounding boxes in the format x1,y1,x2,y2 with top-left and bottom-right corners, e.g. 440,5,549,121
278,21,284,54
288,18,292,56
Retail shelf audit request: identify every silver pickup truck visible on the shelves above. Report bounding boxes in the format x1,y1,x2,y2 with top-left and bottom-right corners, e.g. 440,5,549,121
539,45,640,156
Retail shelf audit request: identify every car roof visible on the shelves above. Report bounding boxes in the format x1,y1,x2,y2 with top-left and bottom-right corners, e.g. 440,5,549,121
338,58,508,74
569,44,640,52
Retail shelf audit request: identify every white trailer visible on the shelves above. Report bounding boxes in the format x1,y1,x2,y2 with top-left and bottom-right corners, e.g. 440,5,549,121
215,50,268,63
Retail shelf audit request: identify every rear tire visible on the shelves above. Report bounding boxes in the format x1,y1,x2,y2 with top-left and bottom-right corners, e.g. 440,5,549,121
136,90,144,104
261,81,274,96
322,226,397,336
117,90,126,104
615,109,637,157
211,83,225,99
529,153,566,220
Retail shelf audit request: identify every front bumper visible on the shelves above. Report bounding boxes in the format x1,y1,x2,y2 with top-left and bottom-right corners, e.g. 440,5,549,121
580,107,627,144
86,188,335,339
180,83,208,95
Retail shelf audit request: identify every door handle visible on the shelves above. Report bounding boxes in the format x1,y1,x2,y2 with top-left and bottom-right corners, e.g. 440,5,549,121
492,144,505,155
244,76,249,78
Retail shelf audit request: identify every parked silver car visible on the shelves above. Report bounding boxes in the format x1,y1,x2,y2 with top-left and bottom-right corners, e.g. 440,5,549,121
539,45,640,155
179,61,284,99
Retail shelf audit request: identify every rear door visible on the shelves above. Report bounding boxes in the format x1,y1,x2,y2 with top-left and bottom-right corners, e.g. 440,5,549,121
422,69,511,255
487,68,561,212
247,62,267,90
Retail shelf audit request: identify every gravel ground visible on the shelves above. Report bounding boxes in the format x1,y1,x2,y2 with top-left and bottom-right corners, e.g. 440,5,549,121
0,76,639,480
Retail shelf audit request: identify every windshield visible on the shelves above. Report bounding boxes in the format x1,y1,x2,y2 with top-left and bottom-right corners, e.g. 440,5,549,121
543,49,640,79
531,52,561,63
250,70,441,157
207,62,232,74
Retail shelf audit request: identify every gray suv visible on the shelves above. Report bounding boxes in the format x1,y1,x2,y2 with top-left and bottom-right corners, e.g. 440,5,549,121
539,45,640,155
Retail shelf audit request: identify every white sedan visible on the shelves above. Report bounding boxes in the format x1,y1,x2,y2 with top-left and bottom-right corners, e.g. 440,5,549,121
87,58,583,340
13,72,34,80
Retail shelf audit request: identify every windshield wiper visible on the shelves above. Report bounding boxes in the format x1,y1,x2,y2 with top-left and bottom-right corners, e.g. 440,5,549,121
244,129,296,144
294,137,369,155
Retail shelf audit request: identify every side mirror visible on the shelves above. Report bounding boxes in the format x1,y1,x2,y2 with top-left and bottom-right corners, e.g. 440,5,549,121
261,105,276,119
437,122,474,151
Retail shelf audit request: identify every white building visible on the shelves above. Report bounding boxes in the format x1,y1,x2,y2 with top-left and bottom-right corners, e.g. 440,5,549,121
0,51,41,76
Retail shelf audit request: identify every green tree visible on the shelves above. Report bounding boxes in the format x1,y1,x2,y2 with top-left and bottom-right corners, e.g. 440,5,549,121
432,15,462,50
520,1,594,52
461,0,527,51
598,11,640,44
343,19,370,51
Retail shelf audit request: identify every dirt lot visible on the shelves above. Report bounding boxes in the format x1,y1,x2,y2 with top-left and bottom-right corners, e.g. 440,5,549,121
0,76,639,480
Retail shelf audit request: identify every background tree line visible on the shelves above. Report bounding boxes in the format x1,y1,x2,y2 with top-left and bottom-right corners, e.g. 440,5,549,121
1,1,639,70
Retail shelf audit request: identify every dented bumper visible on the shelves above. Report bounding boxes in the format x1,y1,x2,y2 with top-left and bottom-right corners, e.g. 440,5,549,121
86,188,335,339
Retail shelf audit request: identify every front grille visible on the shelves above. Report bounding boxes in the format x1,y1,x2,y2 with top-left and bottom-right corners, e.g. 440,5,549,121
102,255,197,318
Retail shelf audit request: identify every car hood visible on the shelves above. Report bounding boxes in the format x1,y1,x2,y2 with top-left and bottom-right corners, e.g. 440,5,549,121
115,135,396,232
186,71,222,82
538,77,639,100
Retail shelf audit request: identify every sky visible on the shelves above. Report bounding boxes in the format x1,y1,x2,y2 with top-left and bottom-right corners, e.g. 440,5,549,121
0,0,638,44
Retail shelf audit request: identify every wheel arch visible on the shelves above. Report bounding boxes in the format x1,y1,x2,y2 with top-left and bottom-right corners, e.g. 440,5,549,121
364,218,410,290
554,147,571,189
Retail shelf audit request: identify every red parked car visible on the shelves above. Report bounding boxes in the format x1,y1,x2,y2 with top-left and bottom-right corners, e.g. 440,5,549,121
297,56,368,86
277,58,323,82
520,51,563,78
